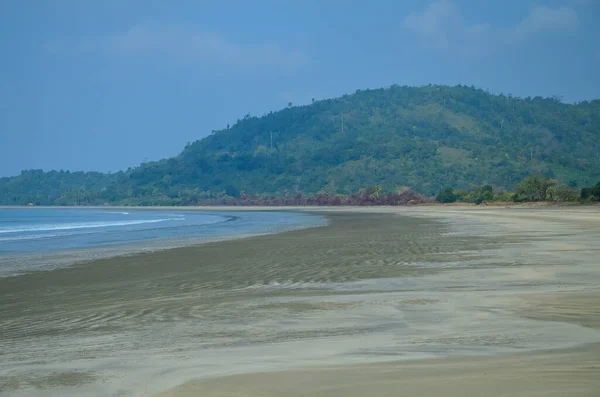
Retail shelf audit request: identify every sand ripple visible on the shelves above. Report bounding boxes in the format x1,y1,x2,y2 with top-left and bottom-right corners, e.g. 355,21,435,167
2,209,600,397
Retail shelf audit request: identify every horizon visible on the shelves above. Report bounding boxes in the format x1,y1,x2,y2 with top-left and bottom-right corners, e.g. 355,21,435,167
2,0,599,177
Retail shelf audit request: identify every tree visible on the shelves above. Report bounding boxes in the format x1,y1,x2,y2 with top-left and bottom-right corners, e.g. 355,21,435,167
225,184,240,198
468,185,494,204
546,185,578,202
363,185,382,199
581,182,600,201
512,175,555,202
436,188,458,203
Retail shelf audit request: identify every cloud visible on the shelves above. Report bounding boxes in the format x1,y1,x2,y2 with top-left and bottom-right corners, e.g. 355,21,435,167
566,0,598,5
50,22,307,73
402,0,491,57
403,0,456,43
402,1,579,57
512,5,579,39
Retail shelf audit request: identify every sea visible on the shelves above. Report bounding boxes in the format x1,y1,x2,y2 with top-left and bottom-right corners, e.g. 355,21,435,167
0,208,326,277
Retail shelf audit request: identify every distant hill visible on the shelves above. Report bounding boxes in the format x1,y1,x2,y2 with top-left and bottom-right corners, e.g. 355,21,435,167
2,85,599,205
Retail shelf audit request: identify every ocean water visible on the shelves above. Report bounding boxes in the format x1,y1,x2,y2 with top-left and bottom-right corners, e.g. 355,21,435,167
0,208,326,276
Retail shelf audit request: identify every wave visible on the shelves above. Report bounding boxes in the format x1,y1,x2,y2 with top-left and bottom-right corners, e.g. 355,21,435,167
0,233,62,242
0,218,185,234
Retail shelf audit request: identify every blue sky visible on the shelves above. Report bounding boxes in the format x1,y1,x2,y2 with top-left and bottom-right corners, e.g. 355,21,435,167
1,0,598,177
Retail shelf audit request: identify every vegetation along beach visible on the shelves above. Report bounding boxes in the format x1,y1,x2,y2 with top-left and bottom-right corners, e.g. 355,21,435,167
2,1,600,395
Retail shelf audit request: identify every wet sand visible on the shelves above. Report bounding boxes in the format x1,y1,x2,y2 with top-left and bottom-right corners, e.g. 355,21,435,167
1,207,600,396
158,343,600,397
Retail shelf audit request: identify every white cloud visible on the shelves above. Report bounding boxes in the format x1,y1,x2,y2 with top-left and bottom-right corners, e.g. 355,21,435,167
403,0,479,50
512,5,579,39
566,0,599,5
51,22,307,73
402,0,491,57
402,1,580,57
403,0,456,41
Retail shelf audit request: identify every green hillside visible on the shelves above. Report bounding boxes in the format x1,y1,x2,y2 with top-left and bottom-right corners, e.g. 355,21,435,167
0,170,120,206
2,85,599,205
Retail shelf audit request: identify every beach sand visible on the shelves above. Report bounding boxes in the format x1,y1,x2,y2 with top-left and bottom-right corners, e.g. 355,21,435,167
1,207,599,396
157,343,600,397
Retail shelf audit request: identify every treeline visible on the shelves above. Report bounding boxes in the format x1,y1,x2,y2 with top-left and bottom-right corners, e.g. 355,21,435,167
435,176,600,204
0,169,121,206
0,172,429,206
104,186,427,206
194,187,428,206
4,172,599,207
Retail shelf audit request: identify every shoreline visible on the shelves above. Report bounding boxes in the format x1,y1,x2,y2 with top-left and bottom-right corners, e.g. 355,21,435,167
1,201,599,211
1,207,599,396
0,209,328,278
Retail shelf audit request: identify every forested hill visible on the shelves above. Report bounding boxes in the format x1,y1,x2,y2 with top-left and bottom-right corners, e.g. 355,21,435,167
2,85,600,205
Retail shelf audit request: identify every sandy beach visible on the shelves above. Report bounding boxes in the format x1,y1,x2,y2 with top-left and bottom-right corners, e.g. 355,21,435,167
1,206,599,396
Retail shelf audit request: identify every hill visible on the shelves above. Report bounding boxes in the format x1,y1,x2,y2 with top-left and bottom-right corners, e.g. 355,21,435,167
2,85,599,205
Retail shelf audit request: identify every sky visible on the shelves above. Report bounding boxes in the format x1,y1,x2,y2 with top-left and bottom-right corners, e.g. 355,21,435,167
1,0,599,177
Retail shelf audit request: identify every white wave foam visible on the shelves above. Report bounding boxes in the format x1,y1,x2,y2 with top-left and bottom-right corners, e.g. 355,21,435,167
0,218,184,234
0,233,61,242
